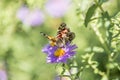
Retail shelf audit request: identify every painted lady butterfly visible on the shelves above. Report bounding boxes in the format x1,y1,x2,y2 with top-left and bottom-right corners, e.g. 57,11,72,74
40,23,75,47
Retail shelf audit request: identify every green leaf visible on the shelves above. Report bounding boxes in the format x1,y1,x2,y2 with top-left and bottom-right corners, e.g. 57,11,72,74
101,11,111,20
84,4,98,27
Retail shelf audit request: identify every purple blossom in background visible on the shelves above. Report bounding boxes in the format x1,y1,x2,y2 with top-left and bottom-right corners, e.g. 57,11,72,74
42,43,77,63
54,75,71,80
16,5,29,21
16,6,44,26
0,70,7,80
23,9,44,26
54,75,60,80
45,0,71,18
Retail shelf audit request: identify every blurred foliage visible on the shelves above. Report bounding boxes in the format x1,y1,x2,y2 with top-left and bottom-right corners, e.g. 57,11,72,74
0,0,120,80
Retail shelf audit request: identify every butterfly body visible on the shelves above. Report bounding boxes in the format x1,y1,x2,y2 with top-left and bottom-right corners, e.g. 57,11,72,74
40,23,75,47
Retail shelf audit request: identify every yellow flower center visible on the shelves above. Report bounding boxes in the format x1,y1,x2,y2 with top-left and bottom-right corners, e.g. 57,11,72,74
54,48,65,57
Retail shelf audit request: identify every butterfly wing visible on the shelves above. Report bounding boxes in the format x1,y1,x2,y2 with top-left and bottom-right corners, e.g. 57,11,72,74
40,32,57,46
66,32,75,42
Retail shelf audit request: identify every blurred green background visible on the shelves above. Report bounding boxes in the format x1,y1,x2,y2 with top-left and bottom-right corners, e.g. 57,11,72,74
0,0,120,80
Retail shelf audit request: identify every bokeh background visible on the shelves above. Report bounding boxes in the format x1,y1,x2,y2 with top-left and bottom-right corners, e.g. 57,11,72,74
0,0,120,80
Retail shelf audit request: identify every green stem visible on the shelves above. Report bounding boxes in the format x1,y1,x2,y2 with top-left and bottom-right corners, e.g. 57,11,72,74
68,69,74,80
4,49,13,80
94,0,105,12
61,63,74,80
112,52,120,61
112,31,120,38
90,17,102,21
93,1,112,79
91,25,110,54
76,67,83,80
91,24,110,80
94,0,112,23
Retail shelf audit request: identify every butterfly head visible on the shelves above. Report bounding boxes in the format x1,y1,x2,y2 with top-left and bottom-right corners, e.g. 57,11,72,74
58,23,66,30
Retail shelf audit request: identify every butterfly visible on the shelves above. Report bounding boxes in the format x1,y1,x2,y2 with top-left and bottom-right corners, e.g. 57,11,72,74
40,23,75,47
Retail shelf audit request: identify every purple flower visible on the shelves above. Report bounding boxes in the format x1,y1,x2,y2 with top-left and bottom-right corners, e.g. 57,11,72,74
16,5,29,21
42,43,77,63
54,75,70,80
16,6,44,26
45,0,71,18
23,9,45,26
0,70,7,80
54,75,60,80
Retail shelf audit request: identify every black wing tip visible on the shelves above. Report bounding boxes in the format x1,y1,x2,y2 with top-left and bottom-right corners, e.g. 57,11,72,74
60,22,66,27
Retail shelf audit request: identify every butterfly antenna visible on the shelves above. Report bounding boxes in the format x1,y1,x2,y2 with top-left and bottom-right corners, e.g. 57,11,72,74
40,32,48,37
